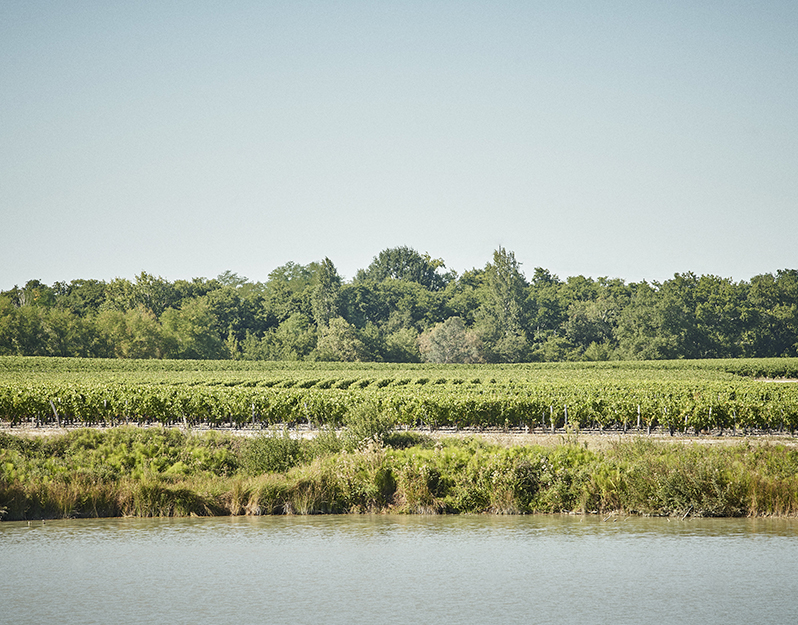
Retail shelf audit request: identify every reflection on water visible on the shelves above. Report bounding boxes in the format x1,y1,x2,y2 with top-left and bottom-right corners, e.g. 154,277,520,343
2,515,797,625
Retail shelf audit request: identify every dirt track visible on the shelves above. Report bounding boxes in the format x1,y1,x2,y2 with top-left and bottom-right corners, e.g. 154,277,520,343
3,422,797,451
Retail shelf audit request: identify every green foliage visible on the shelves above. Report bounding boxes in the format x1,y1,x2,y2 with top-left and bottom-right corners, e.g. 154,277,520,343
418,316,481,363
3,427,798,520
383,328,422,363
241,429,302,474
476,247,530,362
161,298,227,359
243,313,318,361
304,426,344,457
2,357,798,433
96,307,166,358
314,317,370,362
382,430,433,449
311,258,342,328
2,253,798,363
356,246,453,291
343,399,396,448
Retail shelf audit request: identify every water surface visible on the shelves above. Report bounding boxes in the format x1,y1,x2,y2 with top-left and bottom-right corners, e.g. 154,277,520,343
2,515,797,624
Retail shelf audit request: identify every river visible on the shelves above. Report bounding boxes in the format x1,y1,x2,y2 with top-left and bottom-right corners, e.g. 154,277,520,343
2,515,797,624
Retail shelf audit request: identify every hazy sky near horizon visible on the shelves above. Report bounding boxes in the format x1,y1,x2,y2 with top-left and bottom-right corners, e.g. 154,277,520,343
2,1,796,290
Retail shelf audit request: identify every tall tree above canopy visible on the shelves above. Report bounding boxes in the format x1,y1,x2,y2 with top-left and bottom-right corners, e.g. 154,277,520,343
485,248,528,331
266,261,320,295
476,247,530,362
216,271,249,288
263,261,320,323
355,246,454,291
17,280,56,308
312,257,342,328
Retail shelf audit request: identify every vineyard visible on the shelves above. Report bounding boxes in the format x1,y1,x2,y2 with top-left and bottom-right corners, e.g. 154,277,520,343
2,356,798,435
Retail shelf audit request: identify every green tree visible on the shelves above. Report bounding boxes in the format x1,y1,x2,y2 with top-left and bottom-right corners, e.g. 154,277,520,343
0,296,47,355
18,280,56,307
339,282,392,329
692,274,747,357
563,298,621,358
743,270,798,356
203,286,267,350
262,261,319,323
312,257,342,328
418,316,481,363
53,279,107,316
445,268,485,326
269,313,318,360
40,308,100,357
383,327,421,362
356,246,454,291
132,272,177,316
475,247,530,362
161,298,226,359
314,317,370,361
216,270,249,288
96,307,167,358
526,268,567,340
101,273,177,317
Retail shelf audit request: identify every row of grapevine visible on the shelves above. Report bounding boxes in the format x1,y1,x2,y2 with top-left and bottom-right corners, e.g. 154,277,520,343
3,355,798,379
2,377,797,433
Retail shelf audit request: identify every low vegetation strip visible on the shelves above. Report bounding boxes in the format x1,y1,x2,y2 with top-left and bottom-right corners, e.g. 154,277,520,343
2,425,797,521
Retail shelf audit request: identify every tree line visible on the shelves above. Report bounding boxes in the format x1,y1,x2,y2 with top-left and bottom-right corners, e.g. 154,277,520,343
1,246,796,362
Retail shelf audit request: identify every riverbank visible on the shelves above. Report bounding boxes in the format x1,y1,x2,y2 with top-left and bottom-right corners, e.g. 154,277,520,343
2,426,797,521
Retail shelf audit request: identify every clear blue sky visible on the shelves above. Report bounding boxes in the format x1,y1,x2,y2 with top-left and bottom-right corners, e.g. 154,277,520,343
2,1,796,289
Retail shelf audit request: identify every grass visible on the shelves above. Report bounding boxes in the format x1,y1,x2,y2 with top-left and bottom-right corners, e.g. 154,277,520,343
2,426,797,521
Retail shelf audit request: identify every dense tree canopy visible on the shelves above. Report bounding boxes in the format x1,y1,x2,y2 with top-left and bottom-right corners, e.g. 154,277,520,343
355,246,454,291
2,248,796,362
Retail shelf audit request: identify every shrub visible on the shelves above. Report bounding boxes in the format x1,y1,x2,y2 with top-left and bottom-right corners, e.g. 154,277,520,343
241,429,302,474
343,399,396,448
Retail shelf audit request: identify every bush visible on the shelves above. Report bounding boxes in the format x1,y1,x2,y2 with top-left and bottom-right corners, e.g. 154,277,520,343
241,429,302,474
343,400,396,448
